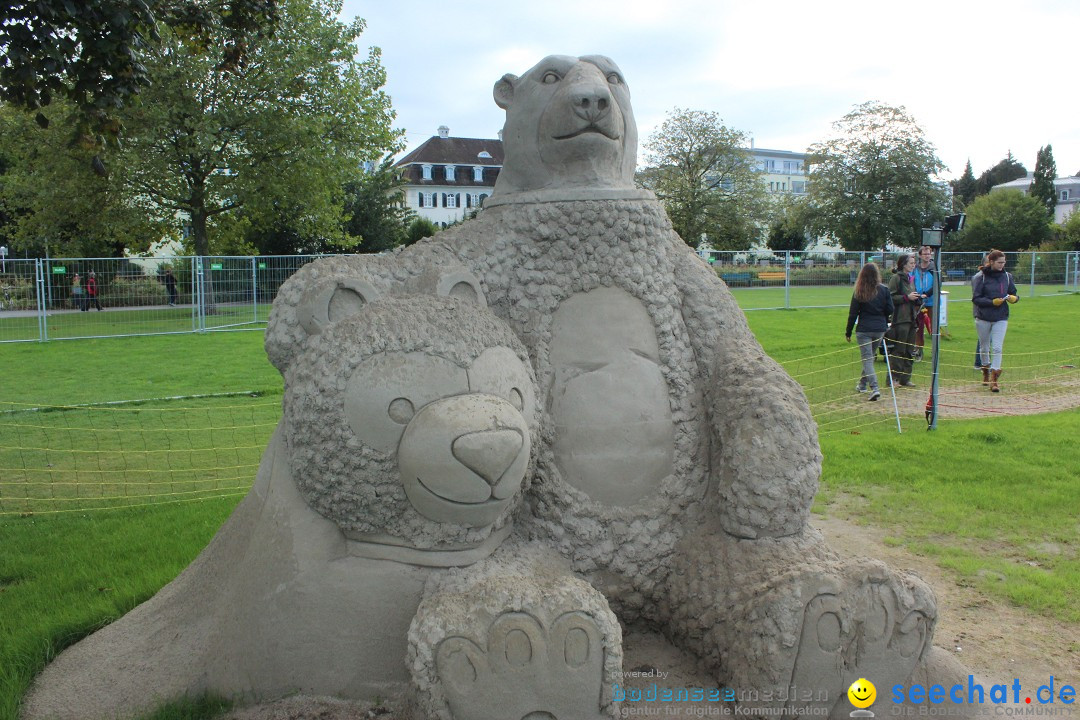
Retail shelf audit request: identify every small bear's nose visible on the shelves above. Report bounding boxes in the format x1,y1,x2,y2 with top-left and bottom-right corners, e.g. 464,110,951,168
452,429,524,486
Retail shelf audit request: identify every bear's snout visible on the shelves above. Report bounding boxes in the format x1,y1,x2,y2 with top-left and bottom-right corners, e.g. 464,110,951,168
398,393,531,528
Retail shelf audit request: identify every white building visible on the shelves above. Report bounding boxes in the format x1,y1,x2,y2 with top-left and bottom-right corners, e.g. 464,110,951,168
394,126,503,227
990,173,1080,224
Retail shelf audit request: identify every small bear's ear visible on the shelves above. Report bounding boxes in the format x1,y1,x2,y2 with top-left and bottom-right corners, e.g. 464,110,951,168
437,271,486,307
493,73,517,110
298,277,381,337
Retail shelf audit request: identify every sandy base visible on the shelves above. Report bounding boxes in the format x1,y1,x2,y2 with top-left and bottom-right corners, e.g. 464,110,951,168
218,512,1078,719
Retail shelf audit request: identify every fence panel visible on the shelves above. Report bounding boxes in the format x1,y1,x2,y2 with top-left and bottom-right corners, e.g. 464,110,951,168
40,256,197,340
3,251,1077,342
0,259,43,342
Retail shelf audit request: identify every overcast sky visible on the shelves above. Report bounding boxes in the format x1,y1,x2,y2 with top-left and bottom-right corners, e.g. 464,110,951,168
340,0,1079,181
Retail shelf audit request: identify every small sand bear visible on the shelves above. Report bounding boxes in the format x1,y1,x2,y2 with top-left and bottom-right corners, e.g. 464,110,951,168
20,260,567,719
394,54,958,716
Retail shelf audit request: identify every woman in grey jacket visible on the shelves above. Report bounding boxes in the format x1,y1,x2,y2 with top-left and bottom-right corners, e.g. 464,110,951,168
845,263,894,401
971,249,1018,392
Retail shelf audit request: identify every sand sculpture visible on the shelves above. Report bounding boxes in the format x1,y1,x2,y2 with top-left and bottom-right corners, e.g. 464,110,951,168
23,54,968,720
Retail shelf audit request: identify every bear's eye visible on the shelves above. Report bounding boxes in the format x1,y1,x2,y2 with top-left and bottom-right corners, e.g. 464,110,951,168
606,72,622,85
388,397,415,424
509,388,523,411
542,71,561,84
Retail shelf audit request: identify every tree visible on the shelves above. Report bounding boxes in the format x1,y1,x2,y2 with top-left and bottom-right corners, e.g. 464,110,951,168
113,0,399,258
1030,144,1057,218
405,217,438,246
952,159,977,209
343,157,415,253
765,196,810,252
0,101,166,256
805,101,949,252
974,152,1027,197
0,0,278,166
946,190,1051,253
638,108,768,250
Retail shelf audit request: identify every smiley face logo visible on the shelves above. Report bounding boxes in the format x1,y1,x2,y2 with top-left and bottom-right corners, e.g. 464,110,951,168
848,678,877,709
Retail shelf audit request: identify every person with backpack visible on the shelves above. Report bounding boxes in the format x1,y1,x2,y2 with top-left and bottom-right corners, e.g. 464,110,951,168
85,270,103,311
971,249,1018,392
845,262,894,402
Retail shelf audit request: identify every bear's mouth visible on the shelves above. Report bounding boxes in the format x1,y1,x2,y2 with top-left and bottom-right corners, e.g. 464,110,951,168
416,475,502,506
553,124,619,141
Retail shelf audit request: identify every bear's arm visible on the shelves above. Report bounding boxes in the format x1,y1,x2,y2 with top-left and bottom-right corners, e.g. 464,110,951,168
672,252,821,539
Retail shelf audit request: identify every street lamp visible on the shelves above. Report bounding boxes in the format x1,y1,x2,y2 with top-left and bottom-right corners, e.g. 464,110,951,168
922,213,965,430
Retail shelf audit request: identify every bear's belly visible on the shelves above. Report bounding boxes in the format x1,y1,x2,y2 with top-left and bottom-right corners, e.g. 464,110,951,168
549,286,675,506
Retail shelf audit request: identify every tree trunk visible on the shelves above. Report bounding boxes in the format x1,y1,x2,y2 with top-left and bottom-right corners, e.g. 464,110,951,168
190,208,217,314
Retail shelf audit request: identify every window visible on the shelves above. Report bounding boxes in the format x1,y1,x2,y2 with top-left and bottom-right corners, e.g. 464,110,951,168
792,181,806,194
444,193,460,208
473,166,484,182
1062,189,1071,201
419,192,436,208
783,160,802,174
445,165,456,182
762,159,776,172
421,164,432,180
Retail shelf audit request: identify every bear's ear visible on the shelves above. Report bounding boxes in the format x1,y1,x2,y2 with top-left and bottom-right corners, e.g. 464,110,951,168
436,271,486,307
493,73,517,110
298,277,381,337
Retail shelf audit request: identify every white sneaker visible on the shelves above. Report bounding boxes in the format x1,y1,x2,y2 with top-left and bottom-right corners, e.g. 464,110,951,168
868,390,881,402
856,383,868,393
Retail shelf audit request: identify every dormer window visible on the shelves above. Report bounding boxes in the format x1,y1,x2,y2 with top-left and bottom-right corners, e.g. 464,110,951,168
473,166,484,182
421,164,432,181
477,151,492,159
445,165,456,182
1061,189,1071,201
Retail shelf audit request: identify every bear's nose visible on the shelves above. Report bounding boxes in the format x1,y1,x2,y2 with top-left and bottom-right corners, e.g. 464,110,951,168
571,86,610,123
451,429,524,486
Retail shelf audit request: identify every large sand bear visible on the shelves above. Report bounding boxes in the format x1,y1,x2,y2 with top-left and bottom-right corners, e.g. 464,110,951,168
392,54,959,715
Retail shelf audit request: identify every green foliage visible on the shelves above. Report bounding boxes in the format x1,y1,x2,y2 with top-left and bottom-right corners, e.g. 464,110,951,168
766,196,810,252
343,157,415,253
974,152,1027,196
806,101,949,251
948,190,1052,252
0,103,167,257
951,159,977,209
1057,209,1080,251
0,0,277,168
114,0,401,256
1,0,401,258
405,217,439,246
1031,144,1057,218
638,108,768,250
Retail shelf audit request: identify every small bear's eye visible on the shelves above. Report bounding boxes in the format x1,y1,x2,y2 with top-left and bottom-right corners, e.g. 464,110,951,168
542,71,561,84
509,388,523,411
388,397,415,425
606,73,622,85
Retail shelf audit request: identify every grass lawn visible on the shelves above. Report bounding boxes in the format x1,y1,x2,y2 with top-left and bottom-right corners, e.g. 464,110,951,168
0,293,1078,719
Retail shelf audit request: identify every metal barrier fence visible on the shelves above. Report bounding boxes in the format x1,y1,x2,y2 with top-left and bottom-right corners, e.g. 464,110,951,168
700,249,1080,310
2,251,1078,342
0,255,322,343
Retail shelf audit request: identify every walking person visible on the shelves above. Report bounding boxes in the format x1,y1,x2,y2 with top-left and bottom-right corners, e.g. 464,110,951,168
971,250,1018,392
86,270,103,311
886,254,920,388
71,273,86,311
912,245,936,360
845,263,894,402
164,268,178,306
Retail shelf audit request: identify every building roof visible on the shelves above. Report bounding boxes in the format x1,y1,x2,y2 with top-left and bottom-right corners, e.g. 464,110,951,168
395,136,504,167
991,173,1080,192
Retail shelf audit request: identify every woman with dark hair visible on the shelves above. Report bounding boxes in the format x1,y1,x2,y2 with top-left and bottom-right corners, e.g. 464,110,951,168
971,249,1018,392
845,262,894,401
886,253,920,388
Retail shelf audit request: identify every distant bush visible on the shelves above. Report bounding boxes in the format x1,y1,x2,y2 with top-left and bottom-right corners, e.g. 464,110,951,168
0,275,37,310
102,274,169,307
